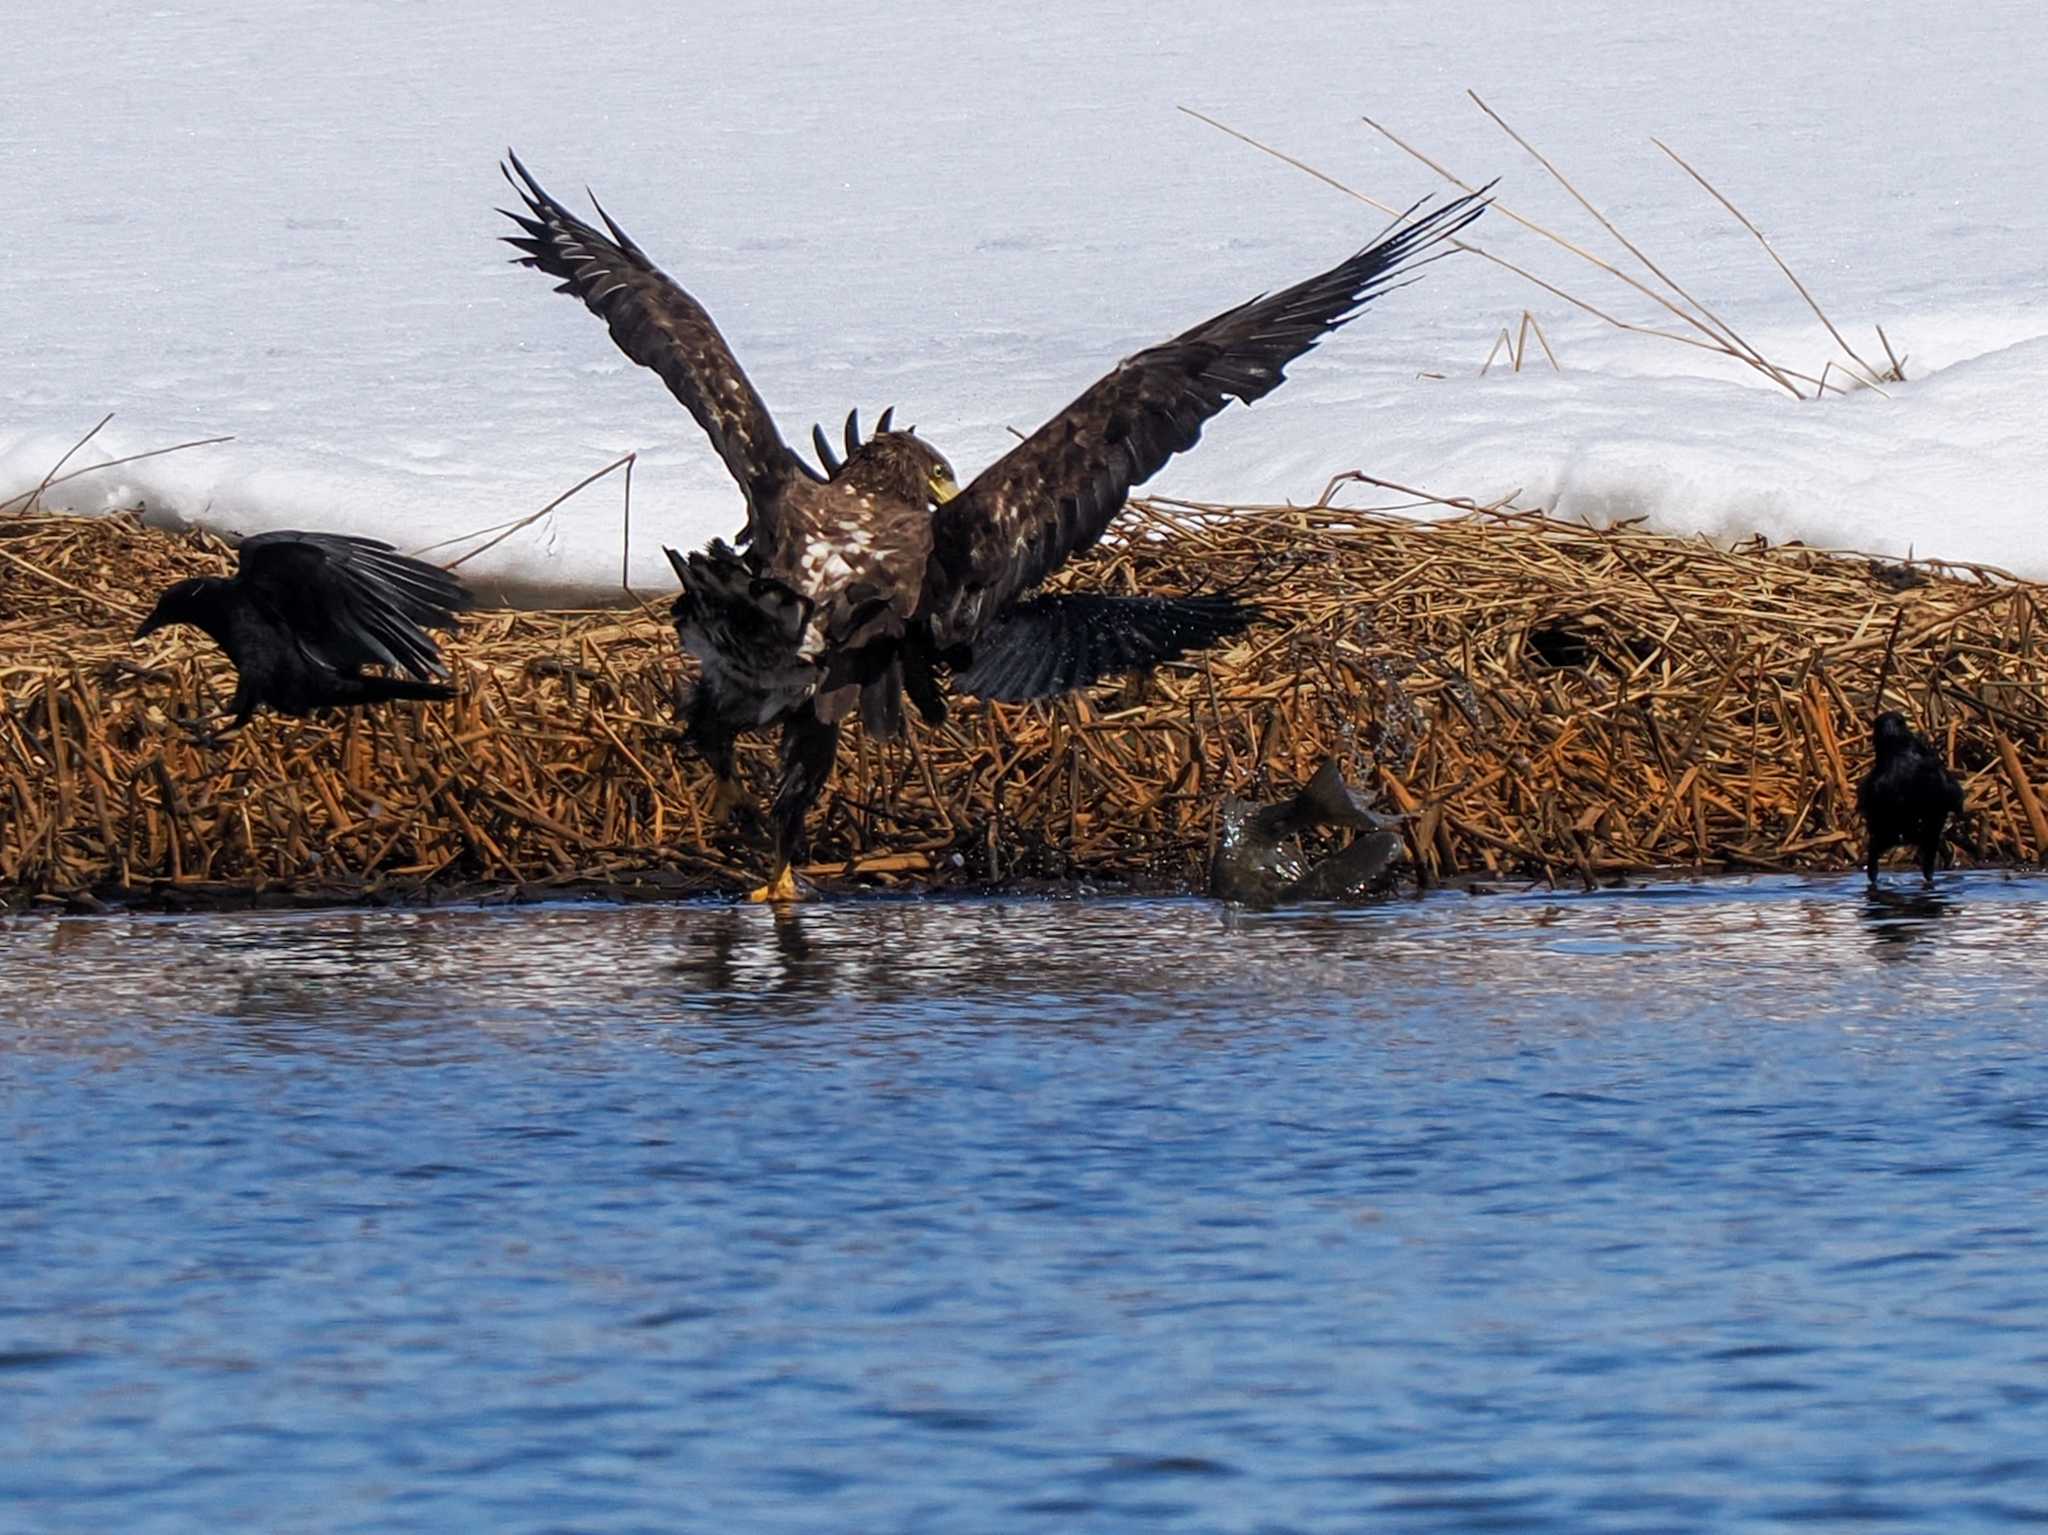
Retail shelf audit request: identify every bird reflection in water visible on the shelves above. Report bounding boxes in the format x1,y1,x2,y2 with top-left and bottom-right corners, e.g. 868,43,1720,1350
1859,880,1958,958
669,905,820,1005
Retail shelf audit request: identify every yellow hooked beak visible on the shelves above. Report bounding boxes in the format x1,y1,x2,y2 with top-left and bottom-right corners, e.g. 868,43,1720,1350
928,468,960,505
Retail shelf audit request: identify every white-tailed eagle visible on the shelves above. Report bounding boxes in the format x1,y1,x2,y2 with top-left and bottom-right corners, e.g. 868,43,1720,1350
501,151,1484,899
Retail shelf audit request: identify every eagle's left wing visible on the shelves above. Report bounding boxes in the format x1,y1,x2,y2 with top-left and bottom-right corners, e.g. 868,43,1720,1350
923,188,1487,646
951,591,1257,701
500,152,808,547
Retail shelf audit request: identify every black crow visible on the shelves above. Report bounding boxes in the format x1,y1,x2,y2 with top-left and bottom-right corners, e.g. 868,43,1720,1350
134,531,472,733
1857,711,1964,886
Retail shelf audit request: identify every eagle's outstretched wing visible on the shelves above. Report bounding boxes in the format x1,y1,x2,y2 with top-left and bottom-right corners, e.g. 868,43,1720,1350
952,591,1257,701
923,188,1489,645
237,531,471,680
499,151,806,545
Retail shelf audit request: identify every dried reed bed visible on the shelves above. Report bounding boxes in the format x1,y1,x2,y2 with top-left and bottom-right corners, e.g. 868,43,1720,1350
2,506,2043,908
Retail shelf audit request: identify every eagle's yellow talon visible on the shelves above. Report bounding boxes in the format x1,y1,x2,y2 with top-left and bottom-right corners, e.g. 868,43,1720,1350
746,864,803,903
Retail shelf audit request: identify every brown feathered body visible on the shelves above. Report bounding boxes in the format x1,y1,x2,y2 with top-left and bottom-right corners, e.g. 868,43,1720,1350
669,432,944,742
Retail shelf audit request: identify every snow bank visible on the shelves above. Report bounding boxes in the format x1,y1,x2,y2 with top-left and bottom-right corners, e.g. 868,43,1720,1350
5,0,2044,598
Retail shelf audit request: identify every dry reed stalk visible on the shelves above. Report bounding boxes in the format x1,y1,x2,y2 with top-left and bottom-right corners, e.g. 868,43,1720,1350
1480,311,1561,376
1183,97,1903,398
0,414,238,517
415,451,638,576
1995,734,2048,859
1,504,2042,908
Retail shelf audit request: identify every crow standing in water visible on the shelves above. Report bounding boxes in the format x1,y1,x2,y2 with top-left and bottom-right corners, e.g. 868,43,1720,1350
1857,711,1965,886
134,531,472,735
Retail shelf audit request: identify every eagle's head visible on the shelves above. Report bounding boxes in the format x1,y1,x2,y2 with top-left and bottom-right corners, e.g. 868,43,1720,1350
840,428,959,509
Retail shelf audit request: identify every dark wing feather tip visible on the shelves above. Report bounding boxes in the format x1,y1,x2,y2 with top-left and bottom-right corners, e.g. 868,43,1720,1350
811,422,842,475
234,531,474,682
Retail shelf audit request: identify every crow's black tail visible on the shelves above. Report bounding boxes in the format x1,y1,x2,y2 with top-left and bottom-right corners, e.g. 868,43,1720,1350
953,592,1259,702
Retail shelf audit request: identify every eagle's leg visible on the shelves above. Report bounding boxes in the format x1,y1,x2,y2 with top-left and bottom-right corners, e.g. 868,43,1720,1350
749,711,840,904
700,720,749,826
682,679,757,827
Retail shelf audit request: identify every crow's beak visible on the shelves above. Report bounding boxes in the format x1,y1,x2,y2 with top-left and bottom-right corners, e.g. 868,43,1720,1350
133,613,163,641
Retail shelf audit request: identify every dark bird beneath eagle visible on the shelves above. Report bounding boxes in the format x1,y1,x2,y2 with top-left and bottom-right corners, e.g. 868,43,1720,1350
500,150,1488,900
1212,757,1409,908
134,531,473,735
1857,711,1965,887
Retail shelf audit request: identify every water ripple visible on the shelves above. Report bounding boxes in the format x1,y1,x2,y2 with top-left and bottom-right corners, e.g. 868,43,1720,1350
5,873,2048,1530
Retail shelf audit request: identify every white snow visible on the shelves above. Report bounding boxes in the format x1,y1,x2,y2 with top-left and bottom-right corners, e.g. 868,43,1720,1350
4,0,2045,601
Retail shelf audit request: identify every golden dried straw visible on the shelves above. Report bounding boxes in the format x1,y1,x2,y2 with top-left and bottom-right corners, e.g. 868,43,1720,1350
1,505,2043,909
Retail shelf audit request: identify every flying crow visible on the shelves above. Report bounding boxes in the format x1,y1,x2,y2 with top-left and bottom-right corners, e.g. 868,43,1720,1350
134,531,472,734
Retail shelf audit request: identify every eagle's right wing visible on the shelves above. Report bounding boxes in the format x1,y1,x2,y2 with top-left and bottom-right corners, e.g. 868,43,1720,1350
501,152,806,546
922,188,1489,647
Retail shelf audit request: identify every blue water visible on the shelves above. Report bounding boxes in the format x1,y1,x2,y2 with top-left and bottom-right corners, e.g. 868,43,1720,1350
5,873,2048,1532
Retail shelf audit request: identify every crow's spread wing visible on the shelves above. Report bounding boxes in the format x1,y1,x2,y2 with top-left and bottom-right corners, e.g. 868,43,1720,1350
951,591,1257,701
237,531,471,680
